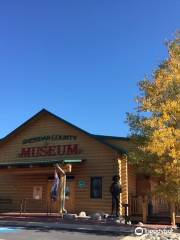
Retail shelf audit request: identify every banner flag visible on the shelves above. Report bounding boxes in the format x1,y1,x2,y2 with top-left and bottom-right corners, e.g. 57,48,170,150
51,170,60,201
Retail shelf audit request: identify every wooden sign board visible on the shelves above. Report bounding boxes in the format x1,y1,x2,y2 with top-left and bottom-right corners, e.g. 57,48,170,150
33,186,42,200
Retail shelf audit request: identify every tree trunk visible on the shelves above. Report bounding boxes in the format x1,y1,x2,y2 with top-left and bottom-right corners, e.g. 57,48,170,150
142,195,148,224
170,202,176,226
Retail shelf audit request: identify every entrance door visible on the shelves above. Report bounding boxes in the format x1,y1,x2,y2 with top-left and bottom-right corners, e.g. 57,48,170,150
65,180,75,213
47,180,75,214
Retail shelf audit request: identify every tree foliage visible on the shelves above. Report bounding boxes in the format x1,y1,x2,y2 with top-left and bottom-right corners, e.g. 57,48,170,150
126,34,180,203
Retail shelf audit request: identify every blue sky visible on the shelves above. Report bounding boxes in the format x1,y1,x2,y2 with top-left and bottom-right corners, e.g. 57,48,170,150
0,0,179,138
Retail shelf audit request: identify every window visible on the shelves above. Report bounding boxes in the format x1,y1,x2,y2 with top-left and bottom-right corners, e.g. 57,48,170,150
90,177,102,199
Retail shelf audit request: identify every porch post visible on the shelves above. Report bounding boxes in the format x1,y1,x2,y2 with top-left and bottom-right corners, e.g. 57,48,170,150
120,155,129,216
55,164,66,214
118,158,122,216
142,195,148,223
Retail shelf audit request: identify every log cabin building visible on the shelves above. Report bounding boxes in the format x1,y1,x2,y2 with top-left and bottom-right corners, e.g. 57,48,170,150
0,109,179,224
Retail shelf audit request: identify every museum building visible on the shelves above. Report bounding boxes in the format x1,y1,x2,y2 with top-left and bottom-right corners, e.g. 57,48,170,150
0,109,179,224
0,109,134,214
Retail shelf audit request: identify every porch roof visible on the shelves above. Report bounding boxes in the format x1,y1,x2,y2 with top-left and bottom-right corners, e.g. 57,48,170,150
0,159,84,169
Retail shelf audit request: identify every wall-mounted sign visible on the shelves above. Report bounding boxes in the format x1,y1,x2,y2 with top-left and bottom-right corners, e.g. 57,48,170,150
78,180,86,188
22,135,77,144
19,144,80,158
33,186,42,200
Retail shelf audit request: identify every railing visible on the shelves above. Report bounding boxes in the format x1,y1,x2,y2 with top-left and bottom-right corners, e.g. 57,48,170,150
19,198,46,215
129,195,171,216
0,198,12,204
20,199,27,215
129,195,143,215
151,196,170,215
0,198,13,212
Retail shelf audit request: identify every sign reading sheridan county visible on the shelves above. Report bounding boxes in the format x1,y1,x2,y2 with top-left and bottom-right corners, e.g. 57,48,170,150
19,144,80,158
22,135,77,144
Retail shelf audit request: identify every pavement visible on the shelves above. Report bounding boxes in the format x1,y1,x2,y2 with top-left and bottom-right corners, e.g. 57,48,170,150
0,214,178,236
0,225,179,240
0,227,136,240
0,219,134,235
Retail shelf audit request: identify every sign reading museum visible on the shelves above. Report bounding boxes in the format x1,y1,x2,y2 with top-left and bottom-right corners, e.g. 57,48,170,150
22,135,77,144
19,144,80,158
19,135,79,158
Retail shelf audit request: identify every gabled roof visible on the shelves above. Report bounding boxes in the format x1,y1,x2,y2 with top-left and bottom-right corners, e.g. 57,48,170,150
91,134,130,141
92,134,137,154
0,109,127,154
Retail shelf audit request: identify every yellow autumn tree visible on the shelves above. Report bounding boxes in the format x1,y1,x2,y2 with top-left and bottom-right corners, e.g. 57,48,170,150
126,33,180,226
